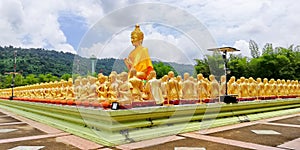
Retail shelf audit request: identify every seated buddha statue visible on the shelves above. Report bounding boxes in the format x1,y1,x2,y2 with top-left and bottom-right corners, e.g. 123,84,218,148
269,79,276,97
166,71,180,101
160,75,168,100
176,75,183,99
240,77,249,98
197,73,207,102
286,80,292,96
182,76,197,99
147,70,164,104
118,72,132,103
263,78,270,97
209,75,219,99
220,75,226,96
87,76,98,101
228,76,238,95
107,73,119,102
248,77,257,98
124,24,154,80
66,78,75,100
256,78,264,98
128,68,144,102
96,73,108,101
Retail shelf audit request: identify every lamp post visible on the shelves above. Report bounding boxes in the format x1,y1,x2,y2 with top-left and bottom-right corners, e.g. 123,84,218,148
10,50,17,100
208,47,240,104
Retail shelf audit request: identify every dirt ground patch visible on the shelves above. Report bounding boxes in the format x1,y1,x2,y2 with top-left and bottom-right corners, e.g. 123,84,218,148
0,137,81,150
0,124,46,139
271,116,300,125
209,123,300,147
0,116,21,123
135,137,251,150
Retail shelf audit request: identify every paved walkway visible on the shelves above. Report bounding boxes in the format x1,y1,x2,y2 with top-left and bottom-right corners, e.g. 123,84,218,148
0,108,299,150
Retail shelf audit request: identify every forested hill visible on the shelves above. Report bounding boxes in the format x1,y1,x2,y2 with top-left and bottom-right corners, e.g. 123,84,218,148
0,46,194,77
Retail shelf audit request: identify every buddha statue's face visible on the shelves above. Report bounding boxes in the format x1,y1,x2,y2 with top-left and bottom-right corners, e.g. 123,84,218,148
131,24,144,47
131,34,141,46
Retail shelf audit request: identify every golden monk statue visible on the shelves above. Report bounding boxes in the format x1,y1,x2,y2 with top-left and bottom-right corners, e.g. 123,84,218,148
124,24,154,80
166,71,180,101
220,75,226,96
128,68,144,102
118,72,132,102
209,75,219,100
96,73,108,101
144,70,164,104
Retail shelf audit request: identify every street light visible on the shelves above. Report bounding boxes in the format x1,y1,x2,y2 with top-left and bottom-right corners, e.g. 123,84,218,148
208,47,240,104
10,50,17,100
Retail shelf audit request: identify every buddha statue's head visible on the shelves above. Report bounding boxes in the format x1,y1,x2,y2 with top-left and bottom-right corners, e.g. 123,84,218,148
131,24,144,46
168,71,175,78
209,75,215,81
221,75,226,82
197,73,204,81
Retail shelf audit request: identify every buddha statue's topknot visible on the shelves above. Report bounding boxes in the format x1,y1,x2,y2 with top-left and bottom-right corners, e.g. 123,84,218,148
131,24,144,42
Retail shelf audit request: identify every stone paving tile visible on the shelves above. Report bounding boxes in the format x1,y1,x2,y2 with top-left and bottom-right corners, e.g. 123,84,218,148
251,129,281,135
209,123,300,147
8,146,45,150
0,128,18,133
277,137,300,150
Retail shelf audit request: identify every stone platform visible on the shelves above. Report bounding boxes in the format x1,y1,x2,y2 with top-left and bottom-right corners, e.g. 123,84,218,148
0,98,299,147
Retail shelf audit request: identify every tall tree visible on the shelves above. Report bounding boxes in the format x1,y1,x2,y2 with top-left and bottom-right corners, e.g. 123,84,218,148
249,40,260,58
262,43,274,55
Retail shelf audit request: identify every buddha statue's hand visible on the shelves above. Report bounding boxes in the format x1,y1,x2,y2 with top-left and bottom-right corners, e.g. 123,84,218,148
124,58,132,69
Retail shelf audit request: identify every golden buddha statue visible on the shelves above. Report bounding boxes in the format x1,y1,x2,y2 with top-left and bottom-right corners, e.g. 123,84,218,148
209,75,219,99
240,77,249,98
160,75,168,100
287,80,292,96
118,72,132,103
248,77,257,98
182,76,197,99
220,75,226,96
107,73,119,102
269,78,276,97
166,71,180,101
96,73,108,101
124,24,154,80
86,76,98,101
263,78,270,97
144,70,164,104
176,75,183,99
256,78,264,98
128,68,144,102
228,76,238,95
197,73,207,102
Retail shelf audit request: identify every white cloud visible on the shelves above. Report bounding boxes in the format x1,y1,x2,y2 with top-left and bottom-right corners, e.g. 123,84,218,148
233,40,251,57
0,0,104,53
1,0,300,63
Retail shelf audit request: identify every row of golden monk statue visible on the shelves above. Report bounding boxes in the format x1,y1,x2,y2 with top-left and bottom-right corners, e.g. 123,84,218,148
0,69,299,105
1,25,299,105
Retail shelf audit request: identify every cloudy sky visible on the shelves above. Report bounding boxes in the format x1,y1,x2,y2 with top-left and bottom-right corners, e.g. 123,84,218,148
1,0,299,64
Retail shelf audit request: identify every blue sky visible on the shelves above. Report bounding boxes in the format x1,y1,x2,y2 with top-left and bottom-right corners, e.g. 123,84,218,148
1,0,300,63
58,12,88,50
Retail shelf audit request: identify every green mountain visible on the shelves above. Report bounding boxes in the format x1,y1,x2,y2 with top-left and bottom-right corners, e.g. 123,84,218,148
0,46,194,77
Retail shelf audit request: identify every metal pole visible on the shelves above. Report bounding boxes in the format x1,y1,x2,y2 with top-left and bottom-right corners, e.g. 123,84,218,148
10,50,17,100
224,50,228,95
